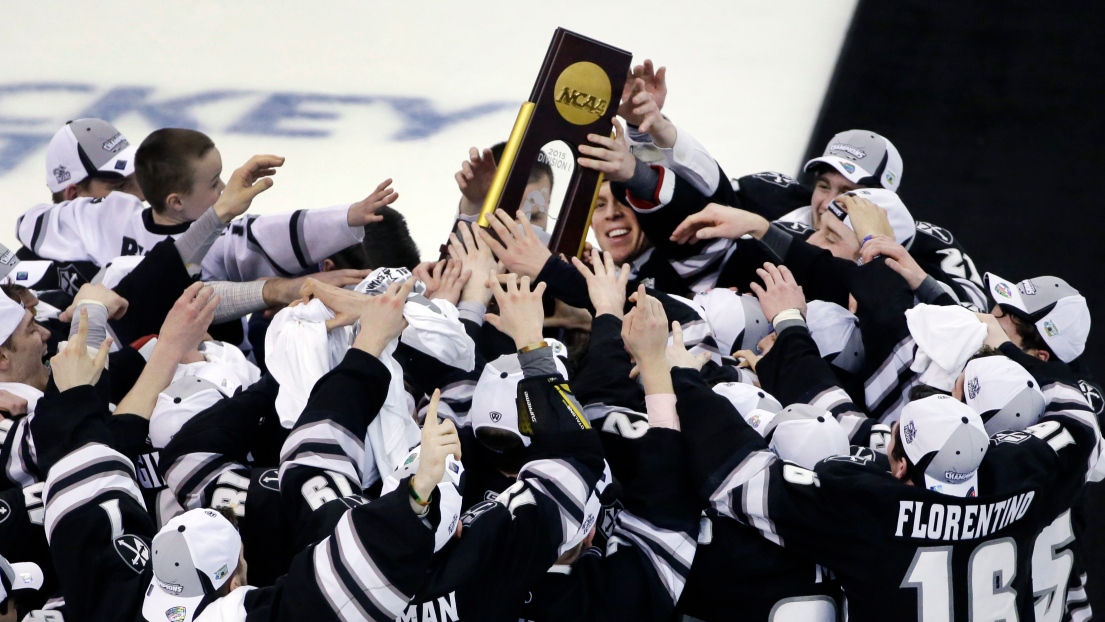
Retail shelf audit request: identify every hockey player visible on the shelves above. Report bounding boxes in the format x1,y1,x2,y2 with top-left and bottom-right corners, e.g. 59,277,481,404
673,262,1101,621
17,120,398,292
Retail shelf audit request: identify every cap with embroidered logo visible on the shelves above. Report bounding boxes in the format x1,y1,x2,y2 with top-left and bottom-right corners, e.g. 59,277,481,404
984,272,1090,363
963,356,1045,435
899,395,989,497
142,508,241,622
45,118,137,193
804,129,903,192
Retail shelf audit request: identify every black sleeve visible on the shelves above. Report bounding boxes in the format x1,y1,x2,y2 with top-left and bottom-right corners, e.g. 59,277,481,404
160,375,281,511
278,348,392,551
105,346,147,404
535,255,593,310
31,386,154,620
757,323,885,449
110,238,194,345
572,314,642,411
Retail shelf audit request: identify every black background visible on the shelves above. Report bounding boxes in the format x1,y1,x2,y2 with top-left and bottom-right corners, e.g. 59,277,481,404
805,0,1105,611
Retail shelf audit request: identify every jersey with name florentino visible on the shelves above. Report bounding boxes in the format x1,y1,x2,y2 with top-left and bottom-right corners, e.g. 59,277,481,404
673,366,1101,622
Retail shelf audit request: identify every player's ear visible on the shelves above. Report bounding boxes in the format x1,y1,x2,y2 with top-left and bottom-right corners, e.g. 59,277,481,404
320,258,337,272
164,192,184,214
63,184,81,201
0,349,11,373
1028,348,1050,363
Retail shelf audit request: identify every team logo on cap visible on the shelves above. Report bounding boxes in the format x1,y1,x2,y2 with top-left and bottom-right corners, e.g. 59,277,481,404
884,171,896,185
53,165,71,184
1018,280,1037,296
165,605,187,622
748,413,762,429
102,133,128,152
944,469,973,483
115,159,128,171
995,283,1013,299
839,162,856,174
1043,320,1059,337
967,377,980,400
829,143,866,159
214,564,229,581
902,420,917,444
490,411,502,423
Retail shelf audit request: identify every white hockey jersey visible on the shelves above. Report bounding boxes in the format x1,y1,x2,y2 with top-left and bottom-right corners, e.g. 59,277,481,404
15,192,364,283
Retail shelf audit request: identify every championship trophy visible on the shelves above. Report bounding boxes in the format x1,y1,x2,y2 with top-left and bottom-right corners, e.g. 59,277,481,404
478,28,631,258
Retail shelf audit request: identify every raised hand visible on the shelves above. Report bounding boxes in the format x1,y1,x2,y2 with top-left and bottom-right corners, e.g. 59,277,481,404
213,154,285,222
415,259,470,306
577,118,636,183
157,282,219,357
667,321,711,371
455,147,497,216
484,272,546,349
618,59,668,125
670,204,770,244
410,389,462,507
477,209,552,278
748,263,807,322
59,283,129,322
50,308,113,392
839,195,894,241
859,235,928,290
621,285,669,367
627,85,677,148
448,220,497,305
347,178,399,226
352,278,417,356
299,278,370,331
263,269,372,307
571,247,630,318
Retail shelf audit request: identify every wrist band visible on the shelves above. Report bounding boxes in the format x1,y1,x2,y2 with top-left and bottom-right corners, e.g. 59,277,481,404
861,235,875,246
771,308,805,329
518,340,548,354
409,481,432,507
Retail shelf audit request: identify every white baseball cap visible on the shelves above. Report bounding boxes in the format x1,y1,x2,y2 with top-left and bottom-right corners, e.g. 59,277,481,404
712,382,782,418
0,556,44,602
0,292,27,345
45,118,137,193
899,395,989,497
149,377,227,449
984,272,1090,363
692,289,772,357
470,351,569,451
142,508,242,622
804,129,903,192
962,356,1045,435
0,243,20,282
745,404,850,469
824,188,915,247
381,448,464,552
806,301,865,374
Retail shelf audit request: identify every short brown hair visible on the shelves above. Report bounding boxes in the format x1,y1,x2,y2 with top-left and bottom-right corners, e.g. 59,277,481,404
135,128,215,212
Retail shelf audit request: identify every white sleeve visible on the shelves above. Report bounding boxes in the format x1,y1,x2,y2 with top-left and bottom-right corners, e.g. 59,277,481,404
199,203,363,281
626,123,722,197
16,194,136,265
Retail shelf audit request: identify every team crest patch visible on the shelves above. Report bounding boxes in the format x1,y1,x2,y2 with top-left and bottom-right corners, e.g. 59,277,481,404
967,377,980,400
0,499,10,523
993,430,1031,444
994,283,1013,299
750,171,800,188
902,421,918,444
1078,380,1103,415
915,221,954,244
114,534,151,573
53,165,71,184
259,468,280,491
1043,320,1059,337
490,411,502,423
165,605,187,622
839,161,856,174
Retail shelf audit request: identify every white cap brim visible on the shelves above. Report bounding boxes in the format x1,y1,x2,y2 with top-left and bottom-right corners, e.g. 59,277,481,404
985,272,1029,314
923,472,979,498
803,156,873,185
98,143,138,179
8,562,44,591
142,580,204,622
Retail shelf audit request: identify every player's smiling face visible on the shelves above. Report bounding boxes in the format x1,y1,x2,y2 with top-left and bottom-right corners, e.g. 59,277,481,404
811,169,859,228
0,310,52,391
591,182,650,265
179,147,226,222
